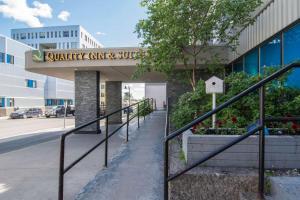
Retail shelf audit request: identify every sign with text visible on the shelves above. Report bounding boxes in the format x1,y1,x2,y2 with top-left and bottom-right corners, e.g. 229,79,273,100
41,50,145,62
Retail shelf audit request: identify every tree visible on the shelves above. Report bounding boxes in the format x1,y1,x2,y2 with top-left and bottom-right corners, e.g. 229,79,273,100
136,0,262,91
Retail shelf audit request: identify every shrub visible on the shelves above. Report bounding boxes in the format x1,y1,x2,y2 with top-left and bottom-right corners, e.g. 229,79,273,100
171,70,300,134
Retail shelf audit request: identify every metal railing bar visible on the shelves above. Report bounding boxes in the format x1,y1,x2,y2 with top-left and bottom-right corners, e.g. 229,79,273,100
166,62,300,142
167,126,263,182
265,116,300,122
62,99,149,139
63,105,152,174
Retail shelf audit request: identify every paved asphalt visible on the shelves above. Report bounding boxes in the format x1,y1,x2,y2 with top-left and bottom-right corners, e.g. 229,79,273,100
0,116,75,140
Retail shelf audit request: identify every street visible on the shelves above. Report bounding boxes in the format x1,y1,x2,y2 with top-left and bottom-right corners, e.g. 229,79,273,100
0,117,75,140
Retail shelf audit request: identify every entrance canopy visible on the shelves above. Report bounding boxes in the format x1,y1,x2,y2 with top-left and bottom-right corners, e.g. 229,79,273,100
25,47,167,82
25,46,229,82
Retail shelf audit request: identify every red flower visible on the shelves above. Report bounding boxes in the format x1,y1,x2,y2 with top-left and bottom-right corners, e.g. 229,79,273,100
231,116,237,124
216,120,223,127
292,123,298,131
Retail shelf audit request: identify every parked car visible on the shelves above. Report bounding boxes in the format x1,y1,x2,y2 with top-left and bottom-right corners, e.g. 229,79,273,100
123,107,133,114
10,108,43,119
45,105,75,118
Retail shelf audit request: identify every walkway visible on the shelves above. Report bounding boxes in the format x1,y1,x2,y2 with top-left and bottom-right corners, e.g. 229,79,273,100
76,111,166,200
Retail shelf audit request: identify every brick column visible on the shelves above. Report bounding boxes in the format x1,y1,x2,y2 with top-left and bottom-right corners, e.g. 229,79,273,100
75,71,100,133
106,81,122,124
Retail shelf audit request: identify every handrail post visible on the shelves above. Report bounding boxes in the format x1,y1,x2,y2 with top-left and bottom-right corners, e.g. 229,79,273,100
151,98,154,112
259,86,265,198
144,100,146,121
164,139,169,200
126,107,129,142
58,136,65,200
104,116,108,167
137,102,140,128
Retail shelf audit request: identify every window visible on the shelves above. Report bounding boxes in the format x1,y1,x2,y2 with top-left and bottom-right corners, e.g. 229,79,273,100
16,34,19,40
20,33,26,39
58,43,61,49
284,23,300,87
6,98,14,107
260,34,281,74
59,31,61,38
0,97,5,107
71,30,73,37
85,35,87,41
47,32,49,38
62,43,65,49
101,93,105,97
35,32,38,39
35,44,38,49
39,32,45,38
55,31,57,38
0,53,4,63
6,54,14,64
26,79,37,88
27,33,30,39
63,31,69,37
66,42,69,49
58,99,64,105
101,84,105,89
244,48,259,76
75,30,78,37
233,58,243,72
51,32,53,38
12,34,15,39
31,33,34,39
81,32,83,38
71,42,77,48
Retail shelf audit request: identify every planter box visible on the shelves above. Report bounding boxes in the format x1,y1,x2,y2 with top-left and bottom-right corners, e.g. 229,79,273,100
182,130,300,169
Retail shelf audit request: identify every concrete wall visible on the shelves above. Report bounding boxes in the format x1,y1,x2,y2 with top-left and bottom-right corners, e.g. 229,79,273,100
183,130,300,169
145,83,167,110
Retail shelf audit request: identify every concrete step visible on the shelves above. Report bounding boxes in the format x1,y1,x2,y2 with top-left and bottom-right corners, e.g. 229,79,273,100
269,177,300,200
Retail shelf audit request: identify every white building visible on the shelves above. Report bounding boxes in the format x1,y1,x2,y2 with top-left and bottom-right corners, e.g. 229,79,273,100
11,25,102,50
11,25,103,107
0,35,46,117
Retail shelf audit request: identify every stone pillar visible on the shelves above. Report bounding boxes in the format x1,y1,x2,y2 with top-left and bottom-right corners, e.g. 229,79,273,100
75,71,100,133
106,81,122,124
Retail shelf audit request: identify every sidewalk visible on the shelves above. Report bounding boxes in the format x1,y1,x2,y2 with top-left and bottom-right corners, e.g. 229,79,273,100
76,111,166,200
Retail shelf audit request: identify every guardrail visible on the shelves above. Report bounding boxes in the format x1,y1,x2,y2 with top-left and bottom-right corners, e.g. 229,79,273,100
164,61,300,199
58,98,155,200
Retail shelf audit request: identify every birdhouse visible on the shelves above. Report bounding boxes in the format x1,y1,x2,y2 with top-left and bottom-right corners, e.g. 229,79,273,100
205,76,224,94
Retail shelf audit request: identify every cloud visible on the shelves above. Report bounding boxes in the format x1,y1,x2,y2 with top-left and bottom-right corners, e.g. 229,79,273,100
96,31,106,36
0,0,52,27
57,10,70,21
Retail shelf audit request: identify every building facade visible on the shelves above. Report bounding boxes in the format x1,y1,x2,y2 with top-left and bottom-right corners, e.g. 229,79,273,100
11,25,104,107
0,35,46,116
228,0,300,87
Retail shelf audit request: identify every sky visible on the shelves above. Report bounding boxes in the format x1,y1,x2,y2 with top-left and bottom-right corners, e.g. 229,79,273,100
0,0,147,47
0,0,148,99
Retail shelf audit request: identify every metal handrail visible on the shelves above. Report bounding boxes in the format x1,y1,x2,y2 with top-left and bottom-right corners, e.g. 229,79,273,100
164,61,300,200
59,98,154,200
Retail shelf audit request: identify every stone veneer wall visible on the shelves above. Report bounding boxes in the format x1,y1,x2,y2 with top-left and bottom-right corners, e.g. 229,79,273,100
183,130,300,169
105,81,122,124
75,71,100,133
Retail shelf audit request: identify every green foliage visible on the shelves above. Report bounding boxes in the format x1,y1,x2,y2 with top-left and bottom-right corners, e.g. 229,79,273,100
139,100,152,116
135,0,262,88
171,70,300,132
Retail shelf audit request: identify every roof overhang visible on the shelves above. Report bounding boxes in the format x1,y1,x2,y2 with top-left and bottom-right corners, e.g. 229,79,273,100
25,46,230,82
